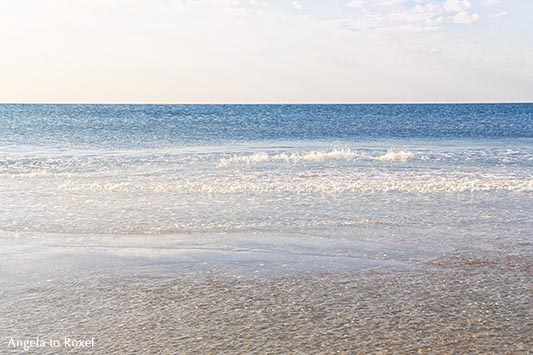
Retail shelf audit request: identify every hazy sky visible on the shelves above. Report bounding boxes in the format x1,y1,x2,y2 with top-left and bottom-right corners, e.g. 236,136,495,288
0,0,531,103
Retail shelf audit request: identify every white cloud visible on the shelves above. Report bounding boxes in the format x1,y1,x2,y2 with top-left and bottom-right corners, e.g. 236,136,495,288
451,11,479,24
387,3,443,28
484,0,501,5
343,0,487,31
348,11,385,30
290,0,302,10
375,0,408,7
249,0,268,7
490,11,508,18
347,0,364,8
444,0,472,13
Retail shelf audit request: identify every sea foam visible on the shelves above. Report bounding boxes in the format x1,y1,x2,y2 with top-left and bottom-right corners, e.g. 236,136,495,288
375,150,414,162
56,173,533,194
217,152,270,167
218,148,362,167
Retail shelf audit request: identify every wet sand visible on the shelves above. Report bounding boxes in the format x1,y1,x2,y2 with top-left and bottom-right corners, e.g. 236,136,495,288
1,249,531,354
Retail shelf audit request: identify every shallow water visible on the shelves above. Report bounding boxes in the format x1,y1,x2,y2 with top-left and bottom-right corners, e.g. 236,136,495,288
1,256,531,354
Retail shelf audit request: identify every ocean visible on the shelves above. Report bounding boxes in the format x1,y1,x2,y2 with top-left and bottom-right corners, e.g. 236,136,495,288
1,103,532,273
1,104,532,354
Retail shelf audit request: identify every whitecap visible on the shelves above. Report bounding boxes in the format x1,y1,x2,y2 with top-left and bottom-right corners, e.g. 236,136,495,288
375,150,414,162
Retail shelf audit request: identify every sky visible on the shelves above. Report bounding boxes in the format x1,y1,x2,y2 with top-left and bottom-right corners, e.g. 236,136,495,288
0,0,531,103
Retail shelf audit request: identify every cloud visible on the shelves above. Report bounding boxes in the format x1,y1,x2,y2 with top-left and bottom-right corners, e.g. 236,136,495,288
347,0,364,8
490,11,508,18
484,0,501,5
248,0,268,7
451,11,479,24
290,0,302,10
342,0,488,32
387,3,443,28
375,0,408,6
346,0,415,10
347,11,385,30
443,0,472,13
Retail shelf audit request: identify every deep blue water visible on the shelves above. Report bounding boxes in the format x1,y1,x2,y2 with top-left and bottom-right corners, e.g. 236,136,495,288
1,104,532,148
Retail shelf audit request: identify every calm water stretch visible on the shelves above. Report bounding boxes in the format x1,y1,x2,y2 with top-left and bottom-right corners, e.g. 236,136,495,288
0,104,532,272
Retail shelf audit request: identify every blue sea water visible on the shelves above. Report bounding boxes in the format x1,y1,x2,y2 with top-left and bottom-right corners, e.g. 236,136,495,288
1,104,532,148
0,104,532,272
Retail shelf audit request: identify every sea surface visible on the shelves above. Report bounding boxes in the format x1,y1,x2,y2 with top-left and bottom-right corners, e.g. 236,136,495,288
1,104,532,354
1,104,532,275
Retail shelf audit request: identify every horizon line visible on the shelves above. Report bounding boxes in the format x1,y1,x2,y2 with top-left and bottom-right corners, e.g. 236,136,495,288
1,101,532,105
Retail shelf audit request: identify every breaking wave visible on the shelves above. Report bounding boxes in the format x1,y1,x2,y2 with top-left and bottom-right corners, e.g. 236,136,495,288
217,148,416,167
218,148,366,167
375,150,414,162
218,152,270,167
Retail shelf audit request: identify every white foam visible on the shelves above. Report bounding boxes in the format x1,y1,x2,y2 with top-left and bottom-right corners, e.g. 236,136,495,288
299,149,360,162
375,150,414,162
56,173,533,194
217,152,270,167
218,148,361,167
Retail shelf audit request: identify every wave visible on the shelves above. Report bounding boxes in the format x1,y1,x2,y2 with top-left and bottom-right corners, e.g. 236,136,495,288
217,148,416,167
218,148,364,167
297,149,362,162
375,150,414,162
218,152,270,167
57,174,533,194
